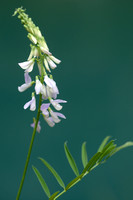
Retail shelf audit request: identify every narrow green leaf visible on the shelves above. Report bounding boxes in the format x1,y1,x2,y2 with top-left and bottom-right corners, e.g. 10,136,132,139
49,191,60,200
65,174,82,191
82,152,102,175
99,144,117,162
64,142,79,176
32,166,50,198
113,141,133,154
81,142,88,168
97,136,111,152
39,157,65,189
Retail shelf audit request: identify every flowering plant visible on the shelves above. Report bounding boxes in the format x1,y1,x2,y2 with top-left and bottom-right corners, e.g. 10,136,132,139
14,7,133,200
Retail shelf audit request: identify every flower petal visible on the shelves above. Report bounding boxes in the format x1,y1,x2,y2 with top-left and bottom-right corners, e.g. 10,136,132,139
41,103,50,110
41,84,47,98
25,62,34,73
18,83,32,92
44,75,56,88
44,58,51,72
50,99,62,111
50,110,61,123
30,96,36,111
35,79,42,95
47,57,57,69
24,72,32,83
44,116,55,127
18,59,34,70
24,99,32,109
54,112,66,119
50,56,61,64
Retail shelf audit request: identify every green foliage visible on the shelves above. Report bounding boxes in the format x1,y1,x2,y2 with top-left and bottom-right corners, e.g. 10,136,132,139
49,191,60,200
32,166,50,198
33,137,133,200
81,142,88,168
64,142,79,176
82,152,102,175
97,136,111,152
39,157,65,189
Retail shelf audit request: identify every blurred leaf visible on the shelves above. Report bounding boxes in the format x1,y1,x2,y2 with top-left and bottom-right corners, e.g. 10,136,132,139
32,166,50,198
49,191,60,200
81,142,88,168
97,136,111,152
39,157,65,189
82,152,102,175
113,141,133,154
64,142,79,176
65,174,82,191
99,144,117,162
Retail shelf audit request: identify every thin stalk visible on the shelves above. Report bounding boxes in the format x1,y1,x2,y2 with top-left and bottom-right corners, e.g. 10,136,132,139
16,93,42,200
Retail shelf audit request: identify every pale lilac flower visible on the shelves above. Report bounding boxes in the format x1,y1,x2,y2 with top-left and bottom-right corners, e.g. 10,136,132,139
18,58,35,73
41,84,47,99
43,116,55,127
44,75,59,99
31,121,41,133
24,95,36,111
50,99,67,111
41,103,50,117
49,110,61,123
35,79,43,95
18,72,33,92
54,112,66,119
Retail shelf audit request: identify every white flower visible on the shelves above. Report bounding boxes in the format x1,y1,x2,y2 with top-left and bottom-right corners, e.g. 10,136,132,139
49,109,61,123
50,99,67,111
46,57,57,69
44,56,61,72
35,79,43,95
40,46,52,56
41,84,47,99
18,72,33,92
50,55,61,64
43,116,55,127
18,58,35,73
44,75,59,99
24,94,36,111
41,103,50,117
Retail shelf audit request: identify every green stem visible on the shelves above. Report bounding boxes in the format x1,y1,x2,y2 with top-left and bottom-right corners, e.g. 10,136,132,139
16,94,42,200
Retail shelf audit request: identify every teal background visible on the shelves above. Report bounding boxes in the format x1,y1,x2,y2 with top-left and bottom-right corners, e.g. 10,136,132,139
1,0,133,199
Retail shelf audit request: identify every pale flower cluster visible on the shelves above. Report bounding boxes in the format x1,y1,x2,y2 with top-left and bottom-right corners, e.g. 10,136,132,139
16,8,67,131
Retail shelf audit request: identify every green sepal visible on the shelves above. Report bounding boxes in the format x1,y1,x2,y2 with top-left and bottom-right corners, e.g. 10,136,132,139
97,136,111,152
39,157,65,189
81,142,88,168
32,166,50,198
49,191,60,200
64,142,79,177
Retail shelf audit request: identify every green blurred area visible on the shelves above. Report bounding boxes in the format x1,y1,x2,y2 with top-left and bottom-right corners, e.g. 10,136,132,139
1,0,133,199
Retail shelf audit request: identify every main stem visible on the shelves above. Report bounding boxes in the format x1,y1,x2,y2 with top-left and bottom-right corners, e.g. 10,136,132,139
16,94,42,200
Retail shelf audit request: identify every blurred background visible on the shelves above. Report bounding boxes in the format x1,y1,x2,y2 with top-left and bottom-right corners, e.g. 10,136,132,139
1,0,133,199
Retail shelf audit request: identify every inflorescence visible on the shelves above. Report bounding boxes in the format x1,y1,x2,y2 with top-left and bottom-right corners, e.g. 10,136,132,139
14,7,67,131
